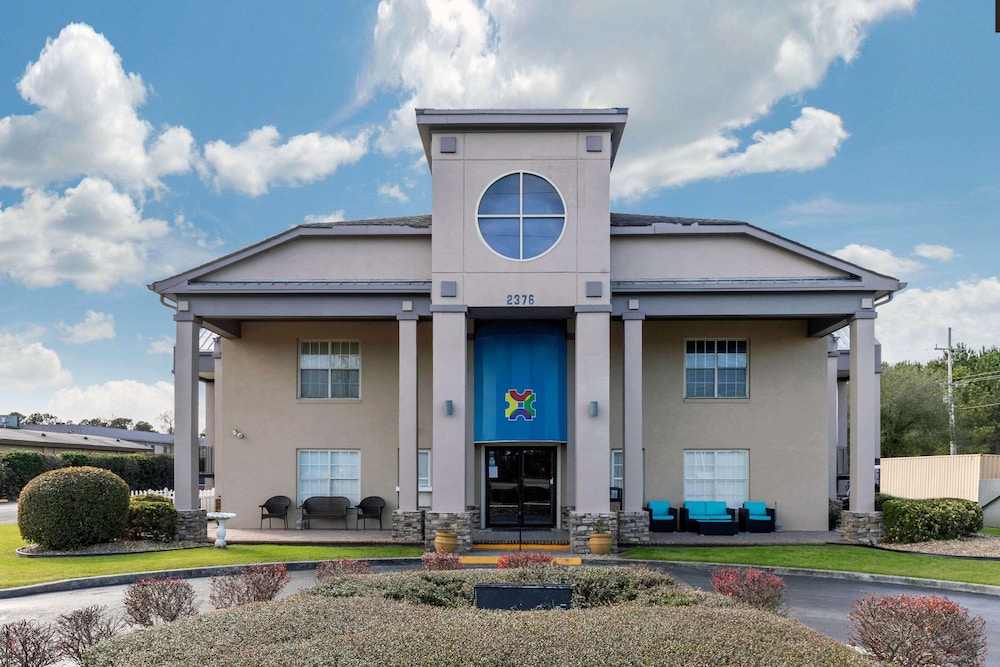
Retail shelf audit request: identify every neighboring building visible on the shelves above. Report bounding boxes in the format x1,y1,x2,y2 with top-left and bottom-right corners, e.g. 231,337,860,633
151,108,900,550
16,422,175,454
0,416,154,456
882,454,1000,528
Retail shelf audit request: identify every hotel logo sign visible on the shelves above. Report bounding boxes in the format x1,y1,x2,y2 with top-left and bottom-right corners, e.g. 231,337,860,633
505,389,536,421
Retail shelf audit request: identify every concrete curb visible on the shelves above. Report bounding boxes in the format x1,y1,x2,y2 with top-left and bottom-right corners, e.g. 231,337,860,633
634,559,1000,597
0,558,417,600
3,555,999,600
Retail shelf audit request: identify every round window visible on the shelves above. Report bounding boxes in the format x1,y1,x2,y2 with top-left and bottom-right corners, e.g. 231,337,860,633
477,172,565,261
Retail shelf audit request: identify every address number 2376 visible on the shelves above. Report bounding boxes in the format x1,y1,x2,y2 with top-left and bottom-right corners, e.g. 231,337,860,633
506,294,535,305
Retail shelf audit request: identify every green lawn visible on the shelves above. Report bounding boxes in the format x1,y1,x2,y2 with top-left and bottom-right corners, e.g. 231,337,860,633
625,544,1000,587
0,524,421,589
4,522,1000,590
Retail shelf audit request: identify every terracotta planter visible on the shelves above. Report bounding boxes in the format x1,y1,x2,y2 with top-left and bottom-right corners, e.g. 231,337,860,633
434,530,458,553
589,532,612,555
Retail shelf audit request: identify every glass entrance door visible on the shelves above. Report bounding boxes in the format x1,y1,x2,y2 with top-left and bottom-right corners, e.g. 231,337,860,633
485,447,556,528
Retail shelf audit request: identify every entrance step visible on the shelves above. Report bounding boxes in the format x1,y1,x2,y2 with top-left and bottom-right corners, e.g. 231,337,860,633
471,528,570,546
460,554,582,566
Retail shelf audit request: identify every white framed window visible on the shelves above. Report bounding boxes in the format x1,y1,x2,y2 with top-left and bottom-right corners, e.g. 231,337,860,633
297,449,360,505
299,340,360,399
418,449,432,509
683,449,748,508
418,450,432,491
685,339,748,398
610,450,624,490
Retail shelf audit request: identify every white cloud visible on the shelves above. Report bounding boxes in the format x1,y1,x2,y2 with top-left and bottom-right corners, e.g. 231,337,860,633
0,332,72,389
378,183,410,203
832,243,924,279
769,195,903,227
203,126,369,196
303,210,347,224
0,177,170,291
877,278,1000,364
146,336,174,355
45,379,175,429
913,244,956,262
0,23,195,193
364,0,915,200
58,310,115,344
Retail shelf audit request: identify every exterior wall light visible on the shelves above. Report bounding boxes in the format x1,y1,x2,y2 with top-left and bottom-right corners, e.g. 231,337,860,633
589,401,599,417
231,428,244,439
444,400,454,416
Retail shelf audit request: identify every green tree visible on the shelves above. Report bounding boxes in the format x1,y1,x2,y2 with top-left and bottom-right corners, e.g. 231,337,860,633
880,361,949,457
134,421,156,432
943,345,1000,454
108,417,134,430
25,412,65,425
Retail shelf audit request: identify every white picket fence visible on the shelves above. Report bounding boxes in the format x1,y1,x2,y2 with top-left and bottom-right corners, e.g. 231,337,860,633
131,488,216,512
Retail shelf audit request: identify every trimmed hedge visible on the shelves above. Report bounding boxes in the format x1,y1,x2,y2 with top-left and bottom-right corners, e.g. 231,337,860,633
882,497,983,544
126,498,178,542
0,450,173,499
18,466,130,549
0,451,61,499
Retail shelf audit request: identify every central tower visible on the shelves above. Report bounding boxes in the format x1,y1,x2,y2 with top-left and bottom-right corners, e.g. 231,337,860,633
416,109,628,539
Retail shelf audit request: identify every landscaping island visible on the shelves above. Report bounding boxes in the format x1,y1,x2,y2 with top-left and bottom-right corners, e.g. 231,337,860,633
84,566,869,666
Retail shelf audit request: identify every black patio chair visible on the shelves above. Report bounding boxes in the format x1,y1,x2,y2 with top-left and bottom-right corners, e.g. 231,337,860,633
356,496,386,530
259,495,292,529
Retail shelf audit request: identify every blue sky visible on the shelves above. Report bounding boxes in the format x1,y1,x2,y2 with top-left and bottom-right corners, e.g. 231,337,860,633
1,1,998,430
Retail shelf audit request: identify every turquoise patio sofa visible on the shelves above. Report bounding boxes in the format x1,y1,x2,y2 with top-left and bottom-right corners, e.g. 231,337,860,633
680,500,737,535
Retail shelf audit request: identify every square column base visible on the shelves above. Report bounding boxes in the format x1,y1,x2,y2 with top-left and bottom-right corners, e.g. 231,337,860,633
616,511,651,546
392,510,425,542
177,509,207,541
840,511,884,545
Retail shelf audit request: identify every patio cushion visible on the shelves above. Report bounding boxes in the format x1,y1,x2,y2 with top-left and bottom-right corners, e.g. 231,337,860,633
744,501,772,521
705,501,728,516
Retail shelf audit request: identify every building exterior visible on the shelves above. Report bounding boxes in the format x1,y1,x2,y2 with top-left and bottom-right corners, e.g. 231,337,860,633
151,108,900,550
882,454,1000,528
0,418,154,456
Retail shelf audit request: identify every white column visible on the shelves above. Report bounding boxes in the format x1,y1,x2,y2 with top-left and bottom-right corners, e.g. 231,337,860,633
826,340,839,500
574,310,610,513
849,314,877,513
397,315,419,512
173,316,201,511
431,310,467,512
623,314,644,512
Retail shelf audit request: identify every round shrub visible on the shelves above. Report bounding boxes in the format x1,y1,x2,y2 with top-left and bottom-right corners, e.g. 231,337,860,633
18,466,130,549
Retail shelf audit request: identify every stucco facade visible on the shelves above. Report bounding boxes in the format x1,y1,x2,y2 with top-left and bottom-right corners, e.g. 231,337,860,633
151,108,900,548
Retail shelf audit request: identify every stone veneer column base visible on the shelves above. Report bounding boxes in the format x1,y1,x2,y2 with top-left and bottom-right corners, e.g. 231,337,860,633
840,511,884,545
569,512,619,554
616,511,650,546
392,510,425,543
423,512,473,552
176,509,207,541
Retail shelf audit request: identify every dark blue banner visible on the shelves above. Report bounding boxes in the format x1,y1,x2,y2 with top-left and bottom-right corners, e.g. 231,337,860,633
474,321,567,442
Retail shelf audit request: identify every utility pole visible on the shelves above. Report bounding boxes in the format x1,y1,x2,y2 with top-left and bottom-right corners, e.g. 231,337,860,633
935,328,957,455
